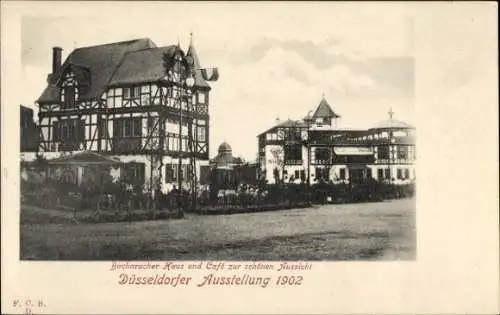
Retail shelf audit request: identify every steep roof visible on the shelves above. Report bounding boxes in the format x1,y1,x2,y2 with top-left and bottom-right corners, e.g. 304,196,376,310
186,42,210,88
312,98,341,119
37,38,157,104
108,46,179,86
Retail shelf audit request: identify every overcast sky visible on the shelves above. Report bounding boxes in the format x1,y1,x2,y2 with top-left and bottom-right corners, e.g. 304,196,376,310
20,2,415,161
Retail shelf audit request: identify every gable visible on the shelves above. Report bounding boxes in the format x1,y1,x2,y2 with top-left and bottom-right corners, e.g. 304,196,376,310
37,38,157,104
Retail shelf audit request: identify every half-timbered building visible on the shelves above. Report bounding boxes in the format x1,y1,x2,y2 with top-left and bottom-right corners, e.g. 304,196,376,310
35,38,213,192
258,97,416,185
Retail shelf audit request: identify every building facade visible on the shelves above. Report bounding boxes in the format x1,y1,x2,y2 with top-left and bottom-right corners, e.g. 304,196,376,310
33,38,214,192
20,105,39,152
258,97,416,185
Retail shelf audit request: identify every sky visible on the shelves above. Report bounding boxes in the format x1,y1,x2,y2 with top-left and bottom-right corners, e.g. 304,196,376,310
20,2,415,161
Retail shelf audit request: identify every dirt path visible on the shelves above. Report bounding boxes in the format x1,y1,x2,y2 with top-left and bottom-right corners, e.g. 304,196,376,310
21,198,415,260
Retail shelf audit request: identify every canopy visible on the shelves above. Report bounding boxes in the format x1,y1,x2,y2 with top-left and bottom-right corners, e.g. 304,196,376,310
334,147,373,156
47,151,122,165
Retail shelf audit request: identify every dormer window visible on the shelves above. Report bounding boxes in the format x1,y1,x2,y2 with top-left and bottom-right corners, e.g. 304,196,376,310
62,86,76,108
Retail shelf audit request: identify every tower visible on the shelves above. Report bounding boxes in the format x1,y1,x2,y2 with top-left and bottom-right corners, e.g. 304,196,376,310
311,94,341,128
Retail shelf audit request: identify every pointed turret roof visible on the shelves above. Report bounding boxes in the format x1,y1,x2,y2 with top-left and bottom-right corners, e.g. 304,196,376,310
312,96,341,119
186,34,210,89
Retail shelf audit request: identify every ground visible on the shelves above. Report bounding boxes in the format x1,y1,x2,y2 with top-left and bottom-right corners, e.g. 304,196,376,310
20,198,415,260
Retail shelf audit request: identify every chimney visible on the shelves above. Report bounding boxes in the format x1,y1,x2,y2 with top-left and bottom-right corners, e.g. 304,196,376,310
52,46,63,74
275,117,280,125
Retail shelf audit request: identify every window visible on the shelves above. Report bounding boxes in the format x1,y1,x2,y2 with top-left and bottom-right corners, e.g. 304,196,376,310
197,126,206,142
295,170,300,179
377,169,384,180
397,169,403,179
165,164,176,182
124,120,132,137
63,86,75,108
397,146,408,160
384,169,391,179
168,135,179,151
123,86,141,99
378,146,389,159
172,164,178,181
284,145,302,164
315,148,331,164
123,163,145,184
404,169,410,179
198,92,206,104
316,167,330,182
53,119,84,142
114,118,142,138
339,168,346,180
99,119,109,139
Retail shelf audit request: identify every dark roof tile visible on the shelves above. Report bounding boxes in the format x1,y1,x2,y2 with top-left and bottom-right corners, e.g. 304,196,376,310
108,46,179,86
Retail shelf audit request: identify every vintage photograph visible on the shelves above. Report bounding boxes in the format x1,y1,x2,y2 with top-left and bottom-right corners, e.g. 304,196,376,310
19,7,416,261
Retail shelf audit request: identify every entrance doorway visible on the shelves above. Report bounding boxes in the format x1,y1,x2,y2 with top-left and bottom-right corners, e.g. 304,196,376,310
348,167,368,184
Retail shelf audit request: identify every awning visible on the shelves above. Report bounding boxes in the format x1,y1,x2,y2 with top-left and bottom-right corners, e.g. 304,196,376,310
334,147,373,156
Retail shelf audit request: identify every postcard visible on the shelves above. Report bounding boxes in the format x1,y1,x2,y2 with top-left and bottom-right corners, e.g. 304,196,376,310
1,1,498,314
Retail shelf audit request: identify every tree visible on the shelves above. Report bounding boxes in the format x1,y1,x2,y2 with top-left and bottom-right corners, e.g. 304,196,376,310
269,145,286,203
269,146,284,185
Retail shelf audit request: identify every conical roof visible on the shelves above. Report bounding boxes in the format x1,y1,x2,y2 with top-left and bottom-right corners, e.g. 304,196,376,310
186,39,210,88
312,97,341,119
